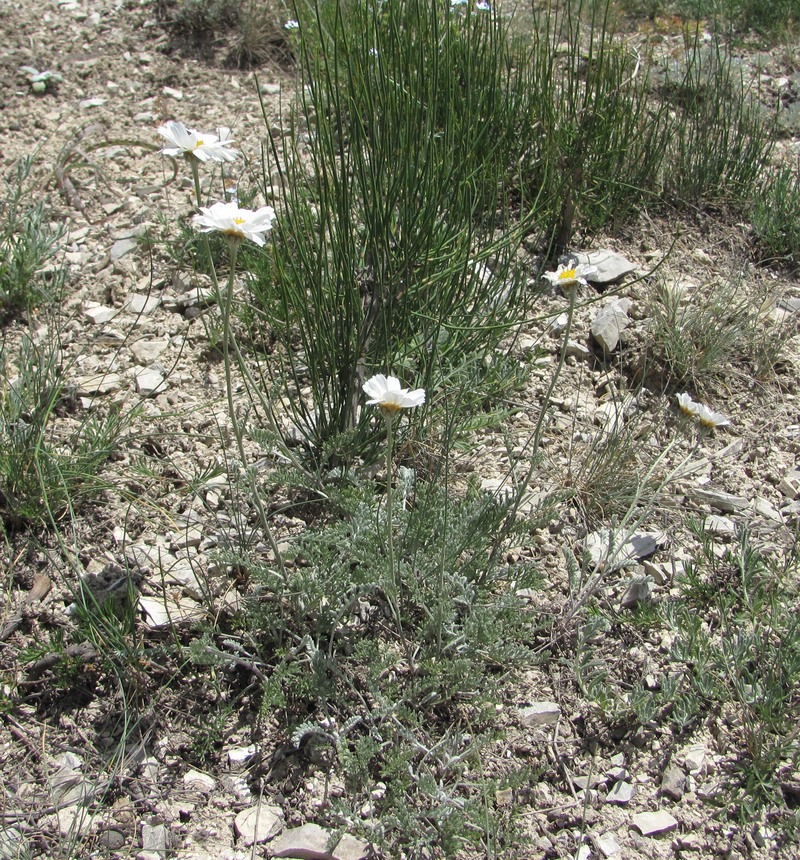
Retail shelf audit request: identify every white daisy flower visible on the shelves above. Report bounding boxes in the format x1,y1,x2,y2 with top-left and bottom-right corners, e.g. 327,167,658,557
693,403,730,429
542,262,598,291
193,201,277,246
676,392,698,417
284,19,300,30
157,120,238,163
363,374,426,415
476,1,491,9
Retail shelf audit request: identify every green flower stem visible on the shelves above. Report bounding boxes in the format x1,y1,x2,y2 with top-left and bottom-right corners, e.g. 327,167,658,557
484,284,579,577
188,155,220,292
189,155,203,209
219,241,287,584
385,414,395,589
383,412,407,654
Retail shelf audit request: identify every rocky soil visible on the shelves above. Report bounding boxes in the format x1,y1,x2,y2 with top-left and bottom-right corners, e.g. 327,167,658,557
1,1,799,859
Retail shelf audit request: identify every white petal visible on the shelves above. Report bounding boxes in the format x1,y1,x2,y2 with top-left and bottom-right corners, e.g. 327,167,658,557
363,374,388,400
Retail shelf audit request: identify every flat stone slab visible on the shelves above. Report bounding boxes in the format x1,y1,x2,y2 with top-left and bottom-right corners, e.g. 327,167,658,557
110,237,138,260
778,470,800,499
606,780,635,804
519,702,561,727
585,529,664,569
125,293,160,315
660,764,686,800
138,595,203,629
267,822,333,858
703,514,735,537
84,304,118,324
571,250,637,284
75,372,123,396
594,831,621,857
228,744,258,764
632,810,679,836
234,804,283,847
689,488,748,512
135,367,167,396
591,298,632,355
131,339,168,364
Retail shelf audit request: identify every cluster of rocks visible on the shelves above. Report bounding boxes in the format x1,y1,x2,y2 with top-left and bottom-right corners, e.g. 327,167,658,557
1,746,371,860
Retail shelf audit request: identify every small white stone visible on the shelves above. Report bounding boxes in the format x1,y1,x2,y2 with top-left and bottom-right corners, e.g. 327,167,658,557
234,805,283,846
620,576,652,609
548,312,569,335
75,372,123,396
590,298,632,354
269,823,332,858
125,293,160,315
519,702,560,727
228,745,258,764
683,744,706,772
183,770,215,792
135,367,166,396
131,339,168,364
606,781,635,804
84,304,118,324
565,339,591,359
594,831,620,857
632,810,678,836
778,470,800,499
751,497,783,523
141,822,168,853
138,595,202,629
703,515,735,537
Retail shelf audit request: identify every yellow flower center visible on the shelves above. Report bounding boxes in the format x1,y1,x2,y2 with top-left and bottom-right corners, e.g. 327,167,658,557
559,268,577,280
379,402,404,414
234,217,246,224
195,138,205,147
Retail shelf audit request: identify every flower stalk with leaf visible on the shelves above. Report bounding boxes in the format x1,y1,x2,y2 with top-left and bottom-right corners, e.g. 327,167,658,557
156,121,297,580
363,374,425,646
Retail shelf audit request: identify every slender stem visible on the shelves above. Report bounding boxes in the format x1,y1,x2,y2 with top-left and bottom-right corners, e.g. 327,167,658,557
218,242,287,584
188,155,220,292
385,415,395,590
383,413,407,654
484,284,578,576
189,155,203,208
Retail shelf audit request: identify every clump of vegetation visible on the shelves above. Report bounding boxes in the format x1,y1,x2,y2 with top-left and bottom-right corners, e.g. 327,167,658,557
0,158,65,317
3,0,799,856
646,273,787,392
158,0,293,67
0,331,130,533
750,160,800,271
